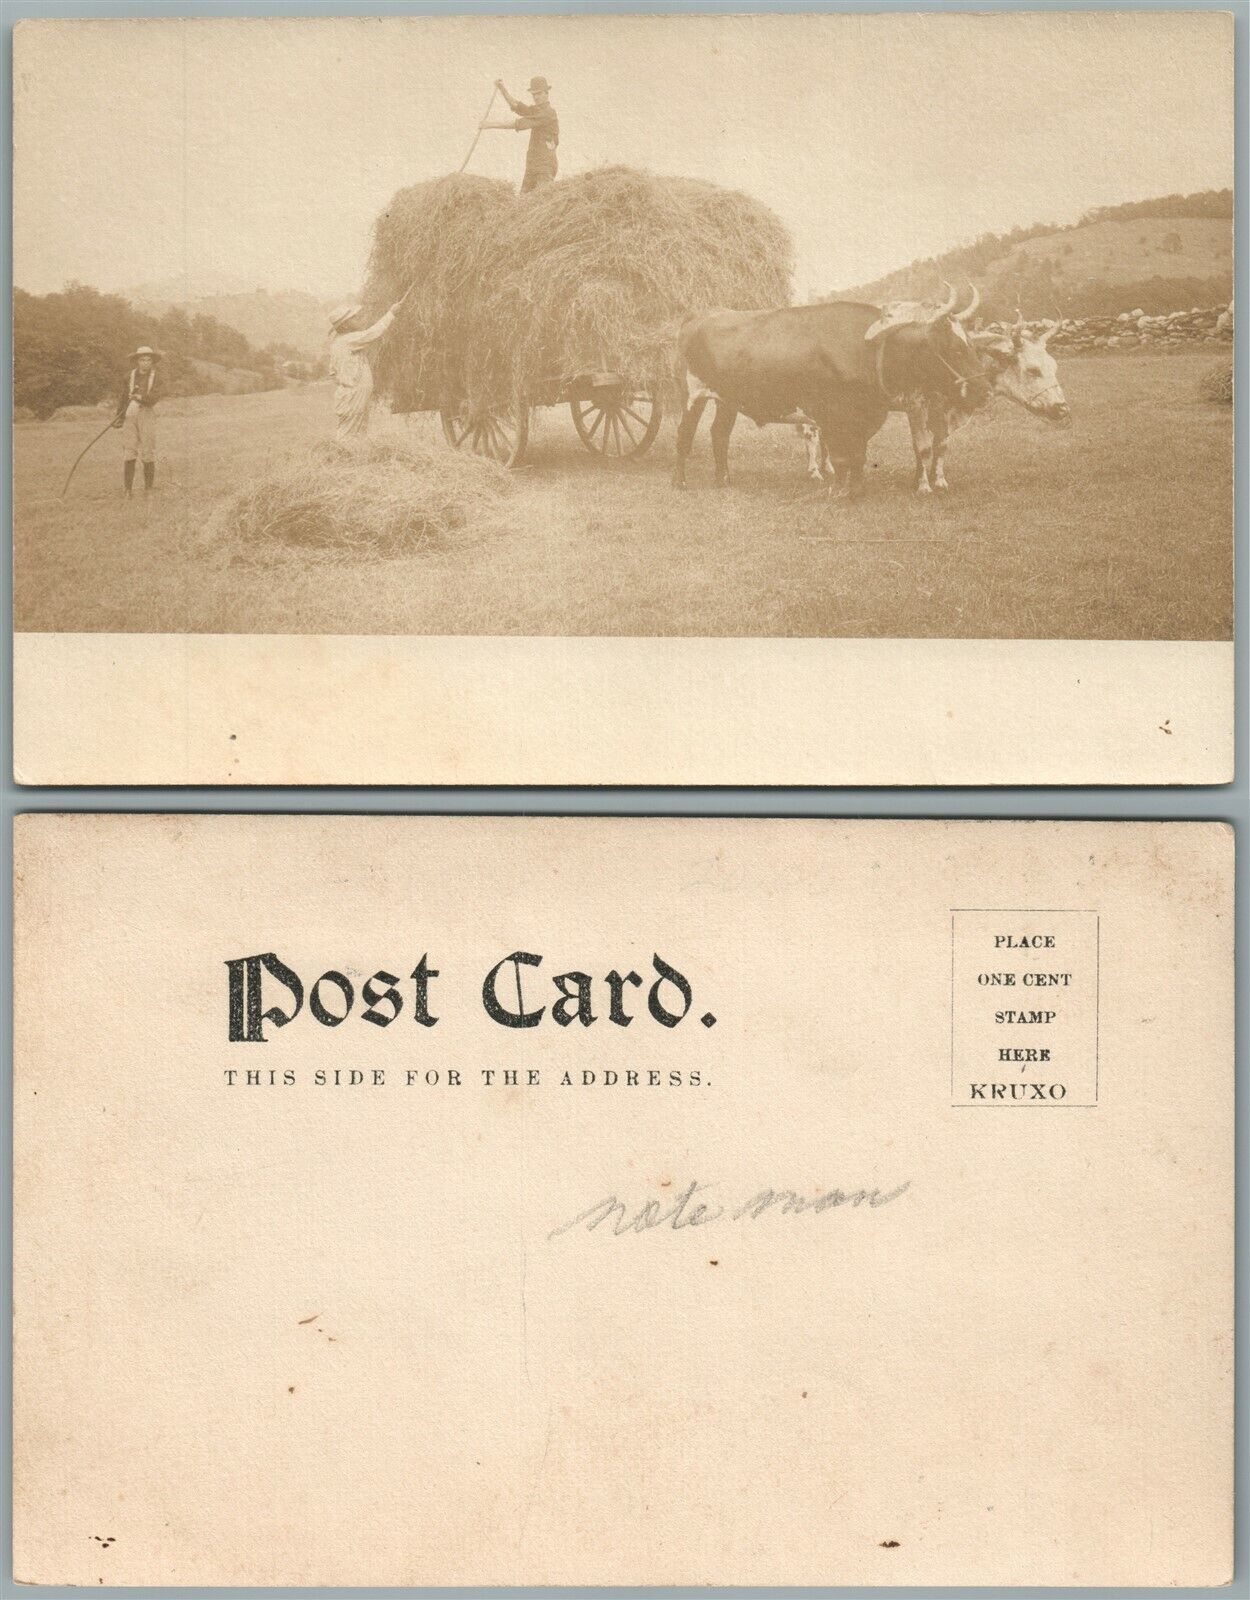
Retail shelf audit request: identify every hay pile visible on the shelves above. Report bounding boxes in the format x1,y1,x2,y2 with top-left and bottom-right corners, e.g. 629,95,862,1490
208,439,512,563
1200,360,1232,403
363,166,793,412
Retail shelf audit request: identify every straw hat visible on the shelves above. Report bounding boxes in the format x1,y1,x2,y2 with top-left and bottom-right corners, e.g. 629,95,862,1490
129,345,162,362
329,302,362,331
529,76,551,92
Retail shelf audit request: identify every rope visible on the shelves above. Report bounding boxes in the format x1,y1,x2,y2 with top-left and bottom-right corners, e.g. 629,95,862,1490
875,324,984,408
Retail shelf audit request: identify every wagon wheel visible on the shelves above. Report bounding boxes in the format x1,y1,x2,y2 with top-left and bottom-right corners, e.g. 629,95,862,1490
440,398,529,468
571,387,663,462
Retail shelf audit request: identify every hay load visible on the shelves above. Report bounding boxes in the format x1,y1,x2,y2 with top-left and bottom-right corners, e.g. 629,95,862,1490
362,166,793,412
363,174,517,414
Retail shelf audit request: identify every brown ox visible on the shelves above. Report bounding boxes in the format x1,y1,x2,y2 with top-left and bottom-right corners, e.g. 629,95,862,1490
673,285,991,498
801,292,1071,493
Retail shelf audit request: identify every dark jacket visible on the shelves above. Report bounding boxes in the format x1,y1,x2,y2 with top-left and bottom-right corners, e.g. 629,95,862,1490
117,365,163,414
504,95,559,174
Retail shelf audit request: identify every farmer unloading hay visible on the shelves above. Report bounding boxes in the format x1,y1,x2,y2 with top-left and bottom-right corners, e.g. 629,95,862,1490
328,297,408,440
481,76,559,192
112,344,163,496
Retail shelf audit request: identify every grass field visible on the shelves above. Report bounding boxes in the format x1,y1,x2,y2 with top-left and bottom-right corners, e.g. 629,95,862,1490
14,349,1231,639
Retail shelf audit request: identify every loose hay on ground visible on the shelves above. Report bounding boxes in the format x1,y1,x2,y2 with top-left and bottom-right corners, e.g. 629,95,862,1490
363,166,793,411
1200,360,1232,403
207,440,513,564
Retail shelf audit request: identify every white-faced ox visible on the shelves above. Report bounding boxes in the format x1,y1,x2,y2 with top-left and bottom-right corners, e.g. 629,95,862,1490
801,301,1072,494
671,291,992,498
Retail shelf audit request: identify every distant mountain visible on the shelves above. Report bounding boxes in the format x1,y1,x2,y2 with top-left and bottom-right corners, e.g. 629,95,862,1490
126,284,344,359
831,190,1233,319
128,272,261,301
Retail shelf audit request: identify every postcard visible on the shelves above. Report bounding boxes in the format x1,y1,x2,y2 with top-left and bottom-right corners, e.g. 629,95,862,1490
13,815,1233,1585
11,12,1234,784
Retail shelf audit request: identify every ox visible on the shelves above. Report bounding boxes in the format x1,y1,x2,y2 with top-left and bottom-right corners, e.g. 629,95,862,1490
801,299,1072,493
671,291,992,496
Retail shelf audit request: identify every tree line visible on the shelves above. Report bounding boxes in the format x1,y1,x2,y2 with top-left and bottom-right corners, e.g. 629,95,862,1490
14,282,321,418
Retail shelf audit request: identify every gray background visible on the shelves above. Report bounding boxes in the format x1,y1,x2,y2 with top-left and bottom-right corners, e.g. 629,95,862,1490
3,0,1245,1593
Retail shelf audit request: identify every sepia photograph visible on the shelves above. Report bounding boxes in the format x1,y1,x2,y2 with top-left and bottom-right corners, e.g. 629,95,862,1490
9,12,1234,784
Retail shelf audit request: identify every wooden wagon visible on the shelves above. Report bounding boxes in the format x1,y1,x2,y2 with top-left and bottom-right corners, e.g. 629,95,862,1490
434,366,666,469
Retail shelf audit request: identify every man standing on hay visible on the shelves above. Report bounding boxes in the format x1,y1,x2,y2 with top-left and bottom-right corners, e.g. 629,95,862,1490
112,344,163,496
483,76,559,192
327,298,406,441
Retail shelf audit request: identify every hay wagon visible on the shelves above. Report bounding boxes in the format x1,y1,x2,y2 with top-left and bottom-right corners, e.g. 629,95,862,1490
436,366,665,469
368,168,793,472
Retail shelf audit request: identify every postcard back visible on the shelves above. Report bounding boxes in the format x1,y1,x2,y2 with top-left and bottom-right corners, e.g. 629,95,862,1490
12,816,1233,1586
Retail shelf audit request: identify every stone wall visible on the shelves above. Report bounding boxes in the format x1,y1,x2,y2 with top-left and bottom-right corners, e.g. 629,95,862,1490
985,302,1233,354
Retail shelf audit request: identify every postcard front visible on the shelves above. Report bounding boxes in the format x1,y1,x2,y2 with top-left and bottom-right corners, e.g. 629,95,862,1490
11,11,1234,784
13,816,1233,1586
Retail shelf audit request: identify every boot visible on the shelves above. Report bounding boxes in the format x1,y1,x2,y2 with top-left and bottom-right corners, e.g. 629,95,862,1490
123,460,136,497
143,462,156,493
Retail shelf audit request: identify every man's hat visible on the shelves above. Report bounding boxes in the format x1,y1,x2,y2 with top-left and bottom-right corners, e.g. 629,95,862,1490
329,302,362,331
529,76,551,92
129,345,161,362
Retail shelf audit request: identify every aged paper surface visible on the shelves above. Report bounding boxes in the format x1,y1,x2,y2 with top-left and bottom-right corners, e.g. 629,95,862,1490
11,12,1234,786
13,816,1233,1587
10,633,1234,786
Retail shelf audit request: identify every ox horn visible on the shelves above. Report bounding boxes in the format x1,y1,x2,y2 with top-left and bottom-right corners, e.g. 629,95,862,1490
955,283,981,324
1011,309,1025,347
1039,318,1061,346
929,279,959,320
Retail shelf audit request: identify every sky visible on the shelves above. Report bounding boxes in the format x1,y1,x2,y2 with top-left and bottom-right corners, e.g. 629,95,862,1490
13,11,1233,302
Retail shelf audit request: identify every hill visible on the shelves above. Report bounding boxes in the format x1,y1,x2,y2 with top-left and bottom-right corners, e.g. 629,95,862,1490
832,190,1232,318
127,272,261,301
126,285,341,361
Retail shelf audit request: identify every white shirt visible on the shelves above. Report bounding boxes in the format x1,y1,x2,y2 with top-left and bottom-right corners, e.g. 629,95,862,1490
329,309,395,391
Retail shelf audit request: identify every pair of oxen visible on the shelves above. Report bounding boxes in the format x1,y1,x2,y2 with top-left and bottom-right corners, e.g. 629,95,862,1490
672,283,1071,496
